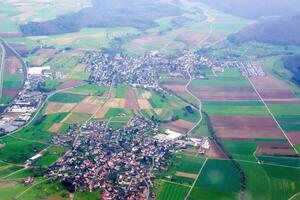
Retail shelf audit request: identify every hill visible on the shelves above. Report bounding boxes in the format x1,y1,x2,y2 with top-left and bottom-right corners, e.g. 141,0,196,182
196,0,300,19
282,55,300,86
20,0,183,36
228,15,300,46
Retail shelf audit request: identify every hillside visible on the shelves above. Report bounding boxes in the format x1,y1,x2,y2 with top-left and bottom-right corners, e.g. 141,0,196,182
283,55,300,86
228,15,300,46
196,0,300,19
20,0,183,36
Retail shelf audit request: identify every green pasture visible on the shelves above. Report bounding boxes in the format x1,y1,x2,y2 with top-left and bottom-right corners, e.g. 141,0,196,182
48,93,86,103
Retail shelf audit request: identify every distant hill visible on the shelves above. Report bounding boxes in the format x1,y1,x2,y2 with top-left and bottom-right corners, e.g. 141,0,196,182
196,0,300,19
20,0,183,36
228,16,300,46
282,55,300,86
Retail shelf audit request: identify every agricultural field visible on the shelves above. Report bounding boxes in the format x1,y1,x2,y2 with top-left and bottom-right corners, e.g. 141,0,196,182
0,0,300,199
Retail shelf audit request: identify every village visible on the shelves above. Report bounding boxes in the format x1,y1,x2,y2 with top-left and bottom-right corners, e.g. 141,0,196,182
82,50,265,89
46,115,210,199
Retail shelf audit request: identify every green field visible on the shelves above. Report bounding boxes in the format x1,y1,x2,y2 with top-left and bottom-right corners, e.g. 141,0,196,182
203,101,269,116
188,186,239,200
67,84,107,96
240,161,300,200
104,108,134,119
14,112,69,141
43,79,62,90
108,121,127,129
157,181,190,200
0,137,48,164
174,155,205,174
221,140,257,161
64,112,91,124
195,159,241,193
269,104,300,116
258,155,300,167
191,113,212,137
115,84,127,98
0,165,23,178
33,146,67,166
48,93,86,103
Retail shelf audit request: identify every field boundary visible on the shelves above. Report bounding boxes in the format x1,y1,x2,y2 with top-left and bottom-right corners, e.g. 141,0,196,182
184,158,208,200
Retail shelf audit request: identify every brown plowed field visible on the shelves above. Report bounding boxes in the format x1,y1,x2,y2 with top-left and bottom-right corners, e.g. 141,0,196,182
48,123,63,133
104,98,126,108
165,84,186,92
188,86,255,92
250,75,299,104
125,89,139,109
5,57,22,74
2,88,20,97
175,171,197,179
137,99,152,109
46,102,77,114
250,75,288,90
259,90,299,104
36,48,56,57
204,140,227,159
0,32,22,38
82,96,103,105
72,103,98,114
94,107,109,118
176,31,207,47
141,91,152,99
211,116,284,139
163,119,194,133
74,64,87,72
57,80,85,90
192,91,259,101
256,142,298,157
285,132,300,144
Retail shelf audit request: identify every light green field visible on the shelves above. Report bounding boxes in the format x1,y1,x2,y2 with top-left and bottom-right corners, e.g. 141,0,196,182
203,101,269,116
104,108,134,119
66,84,107,96
115,84,128,98
269,104,300,116
157,181,190,200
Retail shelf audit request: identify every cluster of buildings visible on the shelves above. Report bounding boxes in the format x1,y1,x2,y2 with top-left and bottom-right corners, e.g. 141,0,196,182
82,50,260,89
0,66,54,135
236,61,265,77
48,117,175,199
